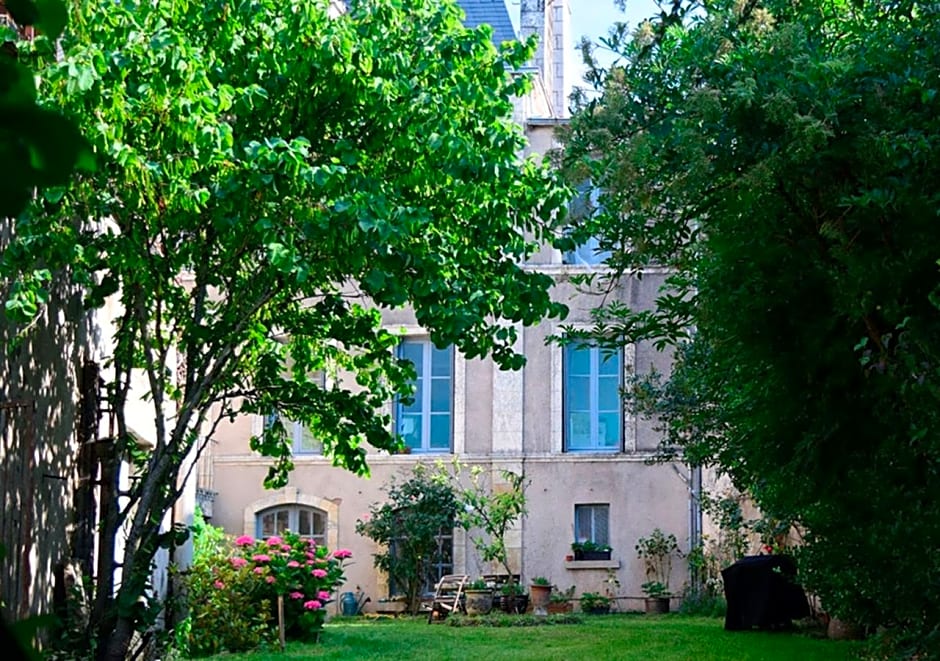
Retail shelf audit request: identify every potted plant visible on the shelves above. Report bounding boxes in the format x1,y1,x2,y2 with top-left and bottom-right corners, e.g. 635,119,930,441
548,585,575,614
571,540,613,561
464,577,493,616
635,528,681,614
579,591,611,615
529,576,552,615
498,581,528,614
443,462,528,603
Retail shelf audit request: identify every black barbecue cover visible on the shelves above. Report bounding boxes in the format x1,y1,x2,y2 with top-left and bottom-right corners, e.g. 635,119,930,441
722,555,810,631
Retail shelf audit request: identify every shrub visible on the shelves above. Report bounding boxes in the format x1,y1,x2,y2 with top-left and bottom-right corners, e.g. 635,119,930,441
446,613,583,627
678,590,726,618
178,526,273,656
179,519,349,656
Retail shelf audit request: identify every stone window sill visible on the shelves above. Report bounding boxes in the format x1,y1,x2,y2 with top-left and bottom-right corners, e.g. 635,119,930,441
564,559,621,570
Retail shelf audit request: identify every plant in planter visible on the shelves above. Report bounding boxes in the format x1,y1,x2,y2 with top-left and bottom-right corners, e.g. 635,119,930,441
464,577,493,616
579,591,612,615
548,585,575,614
498,581,529,614
440,461,528,599
635,528,681,614
529,576,552,616
571,540,613,561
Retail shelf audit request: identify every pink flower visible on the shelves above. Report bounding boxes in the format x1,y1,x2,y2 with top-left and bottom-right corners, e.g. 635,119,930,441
303,600,322,610
265,576,276,584
306,552,315,560
253,567,265,575
266,536,283,546
332,548,352,560
318,590,331,601
281,544,292,552
213,580,225,589
306,559,315,565
230,557,247,568
311,569,327,578
252,554,271,563
289,591,304,600
287,560,300,568
235,535,254,546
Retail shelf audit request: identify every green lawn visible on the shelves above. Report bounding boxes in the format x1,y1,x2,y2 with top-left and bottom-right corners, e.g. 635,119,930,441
198,614,862,661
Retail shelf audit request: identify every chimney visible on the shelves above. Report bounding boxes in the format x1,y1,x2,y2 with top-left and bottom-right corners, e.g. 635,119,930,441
519,0,568,119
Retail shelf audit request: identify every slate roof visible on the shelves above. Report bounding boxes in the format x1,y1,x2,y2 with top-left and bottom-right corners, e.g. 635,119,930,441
456,0,518,47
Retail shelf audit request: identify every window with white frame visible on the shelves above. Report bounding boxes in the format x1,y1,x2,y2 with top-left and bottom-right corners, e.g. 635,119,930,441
564,343,622,451
255,505,327,545
395,339,453,452
574,503,610,547
264,413,323,455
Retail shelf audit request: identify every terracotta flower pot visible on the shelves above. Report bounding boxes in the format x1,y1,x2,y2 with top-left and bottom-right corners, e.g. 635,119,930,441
530,584,552,615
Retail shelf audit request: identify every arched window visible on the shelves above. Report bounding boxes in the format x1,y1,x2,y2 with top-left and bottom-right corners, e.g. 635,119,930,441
255,505,327,546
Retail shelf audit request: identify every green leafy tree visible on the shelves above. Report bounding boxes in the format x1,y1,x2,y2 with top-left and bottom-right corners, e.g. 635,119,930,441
0,0,568,658
562,0,940,652
441,461,527,592
355,464,459,614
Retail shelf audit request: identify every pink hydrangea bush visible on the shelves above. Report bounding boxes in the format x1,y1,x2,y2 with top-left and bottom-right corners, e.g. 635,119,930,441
181,521,349,655
178,522,273,657
228,529,348,643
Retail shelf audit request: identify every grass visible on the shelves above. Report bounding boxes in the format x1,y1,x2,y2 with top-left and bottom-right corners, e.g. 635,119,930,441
197,614,863,661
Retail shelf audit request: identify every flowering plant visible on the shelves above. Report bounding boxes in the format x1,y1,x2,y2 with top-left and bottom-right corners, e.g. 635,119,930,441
231,530,350,641
182,520,351,655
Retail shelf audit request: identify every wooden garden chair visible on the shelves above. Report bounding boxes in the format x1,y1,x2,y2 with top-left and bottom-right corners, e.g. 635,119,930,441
427,574,468,623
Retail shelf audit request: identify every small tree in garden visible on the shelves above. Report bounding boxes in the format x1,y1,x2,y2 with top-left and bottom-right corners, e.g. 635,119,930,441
179,521,348,656
441,462,528,593
355,464,459,614
635,528,681,598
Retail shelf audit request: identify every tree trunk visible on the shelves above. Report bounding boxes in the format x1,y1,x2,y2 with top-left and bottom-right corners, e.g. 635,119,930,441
98,616,134,661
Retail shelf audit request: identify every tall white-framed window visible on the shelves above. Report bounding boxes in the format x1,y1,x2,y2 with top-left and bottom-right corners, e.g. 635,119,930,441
255,505,327,545
574,503,610,547
395,339,453,452
564,343,622,452
264,413,323,455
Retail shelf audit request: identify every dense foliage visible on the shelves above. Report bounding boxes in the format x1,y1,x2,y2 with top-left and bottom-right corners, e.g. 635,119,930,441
562,0,940,653
0,0,92,222
179,518,348,656
176,514,273,656
355,464,459,614
0,0,569,658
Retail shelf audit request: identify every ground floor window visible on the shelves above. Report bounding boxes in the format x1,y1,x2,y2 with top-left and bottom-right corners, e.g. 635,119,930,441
255,505,327,546
574,503,610,547
389,527,454,597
